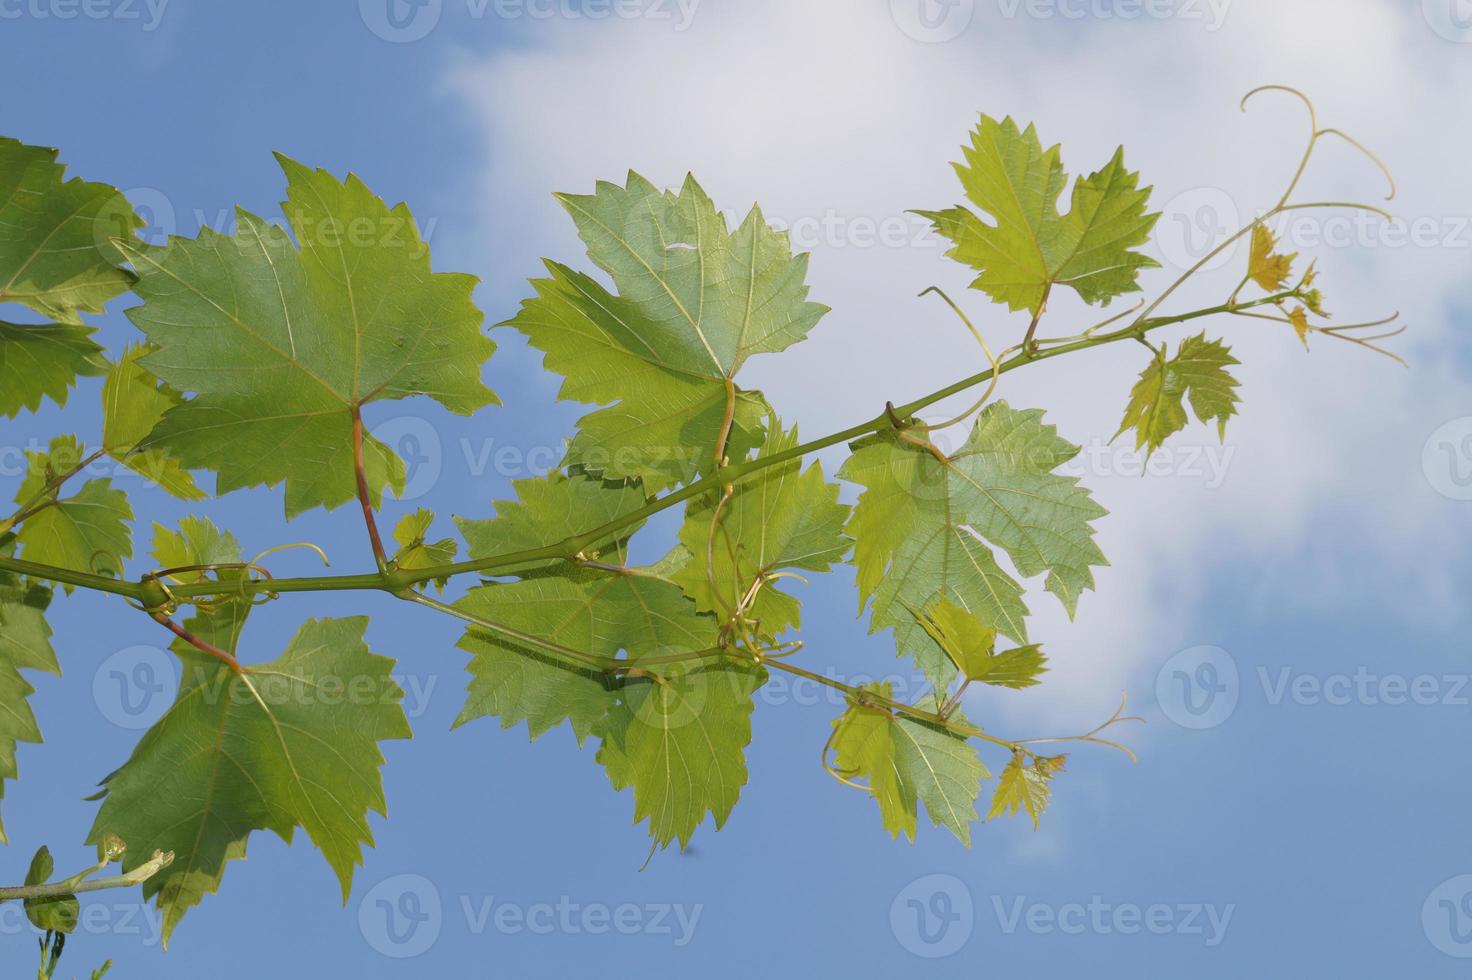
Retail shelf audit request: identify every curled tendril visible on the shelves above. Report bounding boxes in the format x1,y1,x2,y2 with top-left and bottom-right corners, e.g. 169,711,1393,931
1016,691,1144,763
821,721,872,792
1241,84,1395,205
1231,308,1408,367
907,286,1002,433
250,541,331,569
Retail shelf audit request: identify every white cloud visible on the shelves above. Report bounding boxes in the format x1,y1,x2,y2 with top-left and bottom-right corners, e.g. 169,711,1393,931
444,0,1472,729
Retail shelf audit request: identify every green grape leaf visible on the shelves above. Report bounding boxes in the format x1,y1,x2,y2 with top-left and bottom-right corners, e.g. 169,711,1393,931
86,617,411,946
14,436,132,587
917,116,1159,316
595,657,763,852
840,402,1105,687
673,424,850,636
830,684,990,844
23,846,78,935
0,322,107,418
0,555,60,844
506,172,827,490
101,346,205,500
1115,333,1241,456
455,471,650,574
390,509,457,591
119,153,497,517
988,751,1065,830
912,598,1048,689
0,137,140,324
454,568,714,743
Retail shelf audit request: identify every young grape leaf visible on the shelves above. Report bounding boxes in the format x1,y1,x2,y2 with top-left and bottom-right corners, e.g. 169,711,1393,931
119,154,497,517
673,424,850,636
917,116,1159,316
830,684,990,844
101,346,205,500
13,436,132,586
455,471,650,574
0,553,60,844
0,322,107,418
506,172,828,490
839,402,1105,687
1115,333,1241,456
0,137,140,323
152,515,242,573
390,510,457,590
912,598,1048,689
152,516,253,647
987,751,1065,830
1288,307,1314,349
1247,224,1295,292
23,846,78,935
86,617,411,946
595,656,763,852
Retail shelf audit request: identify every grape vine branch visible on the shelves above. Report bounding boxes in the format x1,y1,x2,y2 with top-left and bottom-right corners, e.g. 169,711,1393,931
0,85,1403,948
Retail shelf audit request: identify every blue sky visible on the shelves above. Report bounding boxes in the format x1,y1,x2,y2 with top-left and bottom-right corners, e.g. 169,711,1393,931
2,0,1471,975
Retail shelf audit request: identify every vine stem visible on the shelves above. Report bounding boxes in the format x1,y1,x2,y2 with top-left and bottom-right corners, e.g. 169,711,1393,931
0,291,1300,603
0,849,173,902
410,588,1040,747
351,406,389,572
150,612,242,672
0,448,107,537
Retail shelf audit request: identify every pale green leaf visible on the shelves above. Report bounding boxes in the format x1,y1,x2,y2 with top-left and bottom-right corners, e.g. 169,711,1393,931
918,117,1159,316
454,471,650,573
454,569,714,743
595,658,763,851
390,509,457,590
0,321,107,418
14,436,132,586
1115,332,1241,455
987,751,1064,830
119,154,496,517
86,617,411,945
840,402,1105,687
0,137,139,324
673,424,850,636
0,552,60,844
913,598,1048,689
830,684,990,844
101,346,205,500
506,172,827,490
